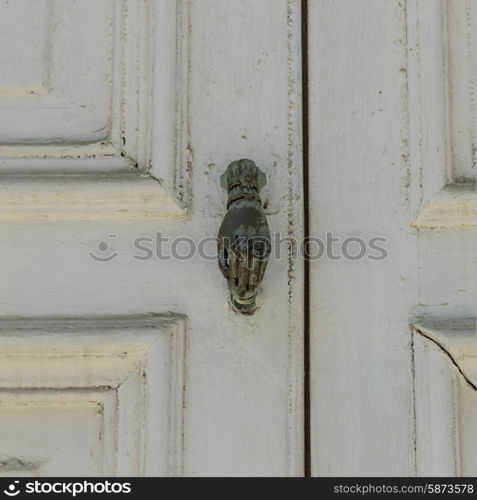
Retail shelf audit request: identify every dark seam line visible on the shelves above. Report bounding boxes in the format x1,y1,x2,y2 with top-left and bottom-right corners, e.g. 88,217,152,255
301,0,311,478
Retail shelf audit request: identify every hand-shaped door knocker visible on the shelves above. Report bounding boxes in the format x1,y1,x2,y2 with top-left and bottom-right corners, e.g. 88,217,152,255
218,159,271,313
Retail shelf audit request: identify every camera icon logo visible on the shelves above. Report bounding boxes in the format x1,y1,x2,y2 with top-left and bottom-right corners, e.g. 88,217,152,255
89,234,119,262
3,481,20,497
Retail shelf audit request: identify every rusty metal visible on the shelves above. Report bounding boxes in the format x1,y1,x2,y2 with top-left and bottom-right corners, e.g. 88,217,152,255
218,159,271,313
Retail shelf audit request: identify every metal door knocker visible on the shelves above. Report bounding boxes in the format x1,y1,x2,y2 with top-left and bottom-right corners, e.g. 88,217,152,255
217,159,271,313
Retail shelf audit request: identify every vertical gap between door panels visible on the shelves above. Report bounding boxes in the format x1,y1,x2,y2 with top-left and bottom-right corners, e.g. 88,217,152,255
301,0,311,478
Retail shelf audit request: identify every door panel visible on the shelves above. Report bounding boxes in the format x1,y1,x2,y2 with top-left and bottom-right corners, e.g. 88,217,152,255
0,0,113,144
0,395,113,477
0,317,185,476
0,0,304,477
308,0,476,476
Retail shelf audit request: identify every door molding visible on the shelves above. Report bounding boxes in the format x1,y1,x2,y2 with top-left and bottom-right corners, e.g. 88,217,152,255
413,319,476,476
0,0,191,219
0,315,186,476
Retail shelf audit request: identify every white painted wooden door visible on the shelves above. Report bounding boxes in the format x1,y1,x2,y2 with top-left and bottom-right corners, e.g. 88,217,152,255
308,0,476,477
2,0,474,479
0,0,304,476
